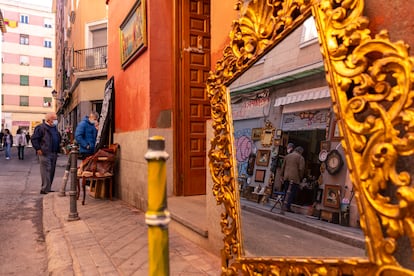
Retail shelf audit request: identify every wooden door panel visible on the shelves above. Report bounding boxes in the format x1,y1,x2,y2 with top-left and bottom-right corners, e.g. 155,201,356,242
179,0,211,196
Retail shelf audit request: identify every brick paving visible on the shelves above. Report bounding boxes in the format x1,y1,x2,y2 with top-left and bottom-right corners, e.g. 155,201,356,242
43,160,221,275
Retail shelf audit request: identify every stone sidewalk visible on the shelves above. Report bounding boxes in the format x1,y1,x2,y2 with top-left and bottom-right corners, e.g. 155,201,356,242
43,157,221,275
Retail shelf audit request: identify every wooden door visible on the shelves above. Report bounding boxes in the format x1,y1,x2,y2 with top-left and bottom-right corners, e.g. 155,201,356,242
176,0,211,195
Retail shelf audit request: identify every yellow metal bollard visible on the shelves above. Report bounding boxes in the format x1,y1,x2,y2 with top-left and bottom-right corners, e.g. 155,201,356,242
144,136,170,276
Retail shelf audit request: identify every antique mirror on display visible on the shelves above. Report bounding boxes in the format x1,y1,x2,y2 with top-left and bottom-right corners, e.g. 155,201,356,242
207,0,414,275
227,14,364,258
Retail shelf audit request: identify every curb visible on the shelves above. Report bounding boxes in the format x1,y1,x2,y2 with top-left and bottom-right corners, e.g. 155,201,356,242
43,194,75,275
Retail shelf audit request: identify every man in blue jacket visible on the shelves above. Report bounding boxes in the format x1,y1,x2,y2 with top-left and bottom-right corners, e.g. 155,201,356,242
31,112,62,194
75,111,99,159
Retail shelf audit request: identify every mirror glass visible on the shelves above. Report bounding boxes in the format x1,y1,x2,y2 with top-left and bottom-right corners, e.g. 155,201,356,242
229,16,366,258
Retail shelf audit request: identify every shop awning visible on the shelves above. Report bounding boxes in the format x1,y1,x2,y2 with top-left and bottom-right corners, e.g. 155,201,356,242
274,86,331,106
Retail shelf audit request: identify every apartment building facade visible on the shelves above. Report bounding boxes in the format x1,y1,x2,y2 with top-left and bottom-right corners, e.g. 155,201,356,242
53,0,107,138
0,0,55,135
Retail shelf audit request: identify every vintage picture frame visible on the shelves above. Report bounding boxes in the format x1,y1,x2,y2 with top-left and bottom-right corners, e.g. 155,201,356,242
119,0,147,69
256,149,271,166
275,129,282,139
323,184,341,209
330,119,342,140
254,169,266,183
320,140,331,151
261,121,275,147
251,128,262,140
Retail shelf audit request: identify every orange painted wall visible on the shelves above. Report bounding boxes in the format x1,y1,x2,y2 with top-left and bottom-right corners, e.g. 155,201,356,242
107,0,173,132
210,1,238,70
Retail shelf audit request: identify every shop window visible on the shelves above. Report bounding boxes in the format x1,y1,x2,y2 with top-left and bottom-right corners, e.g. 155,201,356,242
20,34,29,45
20,96,29,107
43,58,52,68
20,75,29,86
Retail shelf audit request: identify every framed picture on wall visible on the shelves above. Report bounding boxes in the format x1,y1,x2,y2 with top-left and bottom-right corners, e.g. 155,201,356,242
275,129,282,139
120,0,147,69
254,169,266,183
320,140,331,151
330,120,342,140
251,128,262,140
256,149,271,166
323,184,341,208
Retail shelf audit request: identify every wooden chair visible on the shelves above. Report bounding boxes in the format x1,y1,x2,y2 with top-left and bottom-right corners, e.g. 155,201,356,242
77,144,119,205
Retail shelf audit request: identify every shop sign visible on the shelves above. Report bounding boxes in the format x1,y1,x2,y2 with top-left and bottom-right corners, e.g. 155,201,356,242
12,120,30,126
282,109,328,131
232,97,270,120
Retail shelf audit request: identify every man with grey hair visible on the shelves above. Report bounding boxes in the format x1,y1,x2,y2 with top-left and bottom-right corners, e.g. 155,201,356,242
31,112,62,194
75,111,99,159
281,145,305,212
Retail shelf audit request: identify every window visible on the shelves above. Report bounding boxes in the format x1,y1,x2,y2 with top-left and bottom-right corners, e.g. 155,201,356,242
20,15,29,24
43,97,52,107
44,79,52,87
20,34,29,45
44,18,52,28
20,56,29,66
44,40,52,48
43,58,52,68
20,75,29,86
20,96,29,106
300,17,318,45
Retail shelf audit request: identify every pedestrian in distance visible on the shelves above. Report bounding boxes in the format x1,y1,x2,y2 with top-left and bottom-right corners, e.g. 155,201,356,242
31,113,62,194
25,131,31,145
75,111,99,160
280,145,305,212
16,128,28,160
0,129,4,151
3,129,13,160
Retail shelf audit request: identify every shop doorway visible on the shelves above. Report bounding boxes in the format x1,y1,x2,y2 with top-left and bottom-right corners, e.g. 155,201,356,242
282,129,325,206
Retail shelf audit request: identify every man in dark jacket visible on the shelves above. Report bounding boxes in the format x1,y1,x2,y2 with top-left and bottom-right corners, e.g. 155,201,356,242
281,146,305,212
75,111,98,159
31,113,62,194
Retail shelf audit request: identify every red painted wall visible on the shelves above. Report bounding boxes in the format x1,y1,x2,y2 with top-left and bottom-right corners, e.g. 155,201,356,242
107,0,173,132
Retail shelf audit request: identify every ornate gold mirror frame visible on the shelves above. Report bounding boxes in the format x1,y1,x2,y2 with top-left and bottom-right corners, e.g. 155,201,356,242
207,0,414,274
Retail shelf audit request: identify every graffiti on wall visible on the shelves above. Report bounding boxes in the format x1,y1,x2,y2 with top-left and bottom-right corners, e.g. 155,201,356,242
234,128,256,176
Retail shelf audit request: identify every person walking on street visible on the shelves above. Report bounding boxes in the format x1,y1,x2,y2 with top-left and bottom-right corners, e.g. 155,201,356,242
280,146,305,212
31,113,62,194
3,129,13,160
75,111,98,160
16,128,28,160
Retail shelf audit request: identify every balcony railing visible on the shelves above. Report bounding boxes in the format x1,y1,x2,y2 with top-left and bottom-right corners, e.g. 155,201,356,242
73,45,107,72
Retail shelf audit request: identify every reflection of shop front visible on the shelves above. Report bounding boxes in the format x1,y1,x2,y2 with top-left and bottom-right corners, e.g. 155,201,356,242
234,86,357,227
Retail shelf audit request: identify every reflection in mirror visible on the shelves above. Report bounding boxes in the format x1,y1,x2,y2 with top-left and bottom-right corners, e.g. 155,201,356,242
229,17,366,257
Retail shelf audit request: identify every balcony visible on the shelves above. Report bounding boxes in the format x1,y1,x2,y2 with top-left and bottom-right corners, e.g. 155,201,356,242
73,45,107,72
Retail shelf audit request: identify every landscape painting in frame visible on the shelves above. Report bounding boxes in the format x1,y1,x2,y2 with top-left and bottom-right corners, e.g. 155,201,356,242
119,0,147,68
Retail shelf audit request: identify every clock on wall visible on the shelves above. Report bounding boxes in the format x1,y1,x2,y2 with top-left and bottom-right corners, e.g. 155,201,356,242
325,149,344,175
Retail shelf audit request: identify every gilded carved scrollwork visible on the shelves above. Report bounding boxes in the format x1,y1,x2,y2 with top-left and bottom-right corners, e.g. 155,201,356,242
207,0,414,274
